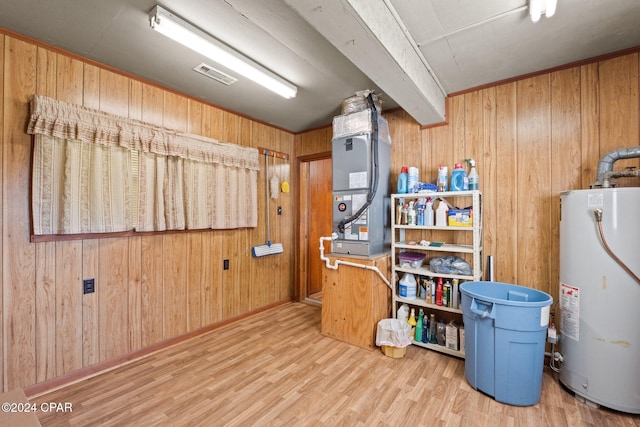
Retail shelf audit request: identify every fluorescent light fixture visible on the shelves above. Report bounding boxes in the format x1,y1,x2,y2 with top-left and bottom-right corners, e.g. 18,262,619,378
530,0,558,23
546,0,557,18
149,5,297,99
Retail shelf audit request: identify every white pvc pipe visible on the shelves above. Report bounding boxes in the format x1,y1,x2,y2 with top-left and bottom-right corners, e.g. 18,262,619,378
319,234,392,289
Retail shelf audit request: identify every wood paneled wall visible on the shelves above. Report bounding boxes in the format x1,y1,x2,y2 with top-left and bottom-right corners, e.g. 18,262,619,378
3,27,639,394
0,33,295,392
297,51,640,317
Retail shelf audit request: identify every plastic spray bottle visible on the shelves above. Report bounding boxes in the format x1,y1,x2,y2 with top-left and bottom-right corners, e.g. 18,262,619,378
425,198,434,226
408,308,417,340
467,158,479,190
415,309,424,343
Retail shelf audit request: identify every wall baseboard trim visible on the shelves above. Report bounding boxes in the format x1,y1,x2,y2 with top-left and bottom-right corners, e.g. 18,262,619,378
24,298,292,399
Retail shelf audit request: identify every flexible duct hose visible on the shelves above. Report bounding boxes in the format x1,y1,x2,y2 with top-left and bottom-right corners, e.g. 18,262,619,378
593,209,640,284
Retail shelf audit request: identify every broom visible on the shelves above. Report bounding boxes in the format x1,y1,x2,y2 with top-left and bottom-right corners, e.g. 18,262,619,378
252,150,284,257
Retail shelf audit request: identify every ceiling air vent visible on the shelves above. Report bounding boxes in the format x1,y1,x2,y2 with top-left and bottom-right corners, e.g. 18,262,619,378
193,63,238,86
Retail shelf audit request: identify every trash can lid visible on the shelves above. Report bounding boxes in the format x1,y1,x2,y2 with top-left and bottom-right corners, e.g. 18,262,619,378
460,281,553,307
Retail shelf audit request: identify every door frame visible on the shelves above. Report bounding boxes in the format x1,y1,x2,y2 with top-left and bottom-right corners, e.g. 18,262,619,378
296,151,331,303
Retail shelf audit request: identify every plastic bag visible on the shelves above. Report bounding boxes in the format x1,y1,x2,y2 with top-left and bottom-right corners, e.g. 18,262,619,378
376,318,412,348
429,255,472,276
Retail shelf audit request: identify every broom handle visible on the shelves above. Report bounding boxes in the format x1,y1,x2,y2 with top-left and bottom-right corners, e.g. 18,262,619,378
265,151,271,246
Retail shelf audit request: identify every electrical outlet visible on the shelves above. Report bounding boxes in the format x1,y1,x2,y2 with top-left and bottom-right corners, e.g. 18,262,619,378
83,278,95,294
223,259,229,270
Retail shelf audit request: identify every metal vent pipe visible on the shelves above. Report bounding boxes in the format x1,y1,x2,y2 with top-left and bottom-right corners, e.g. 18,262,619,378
592,146,640,188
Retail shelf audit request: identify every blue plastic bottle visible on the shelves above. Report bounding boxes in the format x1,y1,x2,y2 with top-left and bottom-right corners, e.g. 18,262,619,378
397,166,408,193
450,163,467,191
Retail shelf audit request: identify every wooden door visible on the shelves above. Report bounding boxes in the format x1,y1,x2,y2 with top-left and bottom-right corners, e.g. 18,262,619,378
307,157,333,298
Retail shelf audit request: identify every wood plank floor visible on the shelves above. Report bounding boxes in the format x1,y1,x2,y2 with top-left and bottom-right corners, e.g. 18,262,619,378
31,302,639,426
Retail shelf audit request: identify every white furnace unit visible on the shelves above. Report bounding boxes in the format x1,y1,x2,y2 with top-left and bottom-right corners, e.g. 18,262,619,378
331,109,390,256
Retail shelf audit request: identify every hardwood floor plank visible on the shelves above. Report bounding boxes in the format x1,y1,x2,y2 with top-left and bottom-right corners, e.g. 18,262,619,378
31,303,640,426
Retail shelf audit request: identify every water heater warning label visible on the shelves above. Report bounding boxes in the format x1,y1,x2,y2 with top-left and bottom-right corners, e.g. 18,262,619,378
560,282,580,341
587,193,603,207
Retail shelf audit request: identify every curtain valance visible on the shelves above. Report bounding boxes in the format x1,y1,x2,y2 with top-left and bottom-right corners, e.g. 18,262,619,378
27,95,260,171
28,95,258,236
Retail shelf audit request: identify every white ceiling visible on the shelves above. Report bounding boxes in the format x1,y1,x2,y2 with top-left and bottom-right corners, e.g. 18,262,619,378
0,0,639,133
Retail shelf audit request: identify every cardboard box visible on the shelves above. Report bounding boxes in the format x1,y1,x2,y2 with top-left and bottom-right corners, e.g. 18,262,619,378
446,322,459,351
448,208,473,227
460,325,465,354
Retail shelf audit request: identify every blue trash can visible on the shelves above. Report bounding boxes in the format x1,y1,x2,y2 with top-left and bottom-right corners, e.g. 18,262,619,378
460,281,553,406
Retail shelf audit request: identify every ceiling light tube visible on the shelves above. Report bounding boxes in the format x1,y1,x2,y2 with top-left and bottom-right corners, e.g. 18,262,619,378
530,0,542,22
545,0,557,18
530,0,558,22
149,5,297,99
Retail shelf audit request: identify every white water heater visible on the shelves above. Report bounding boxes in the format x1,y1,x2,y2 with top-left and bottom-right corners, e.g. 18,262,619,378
559,187,640,413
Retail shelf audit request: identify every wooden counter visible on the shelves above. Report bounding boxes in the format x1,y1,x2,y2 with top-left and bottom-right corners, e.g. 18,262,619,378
321,252,391,350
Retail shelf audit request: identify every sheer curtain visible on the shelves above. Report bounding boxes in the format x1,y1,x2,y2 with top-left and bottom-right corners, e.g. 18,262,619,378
28,95,258,236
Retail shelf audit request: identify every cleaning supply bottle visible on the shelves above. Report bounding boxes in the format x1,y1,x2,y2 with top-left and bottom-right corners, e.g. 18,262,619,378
450,163,467,191
436,320,446,346
397,166,408,193
416,203,425,226
431,277,436,302
422,313,429,343
427,277,435,304
415,309,424,343
452,279,460,309
408,308,417,340
429,313,437,343
442,280,450,307
467,158,479,190
397,303,409,323
425,198,434,226
399,272,417,299
436,277,443,306
437,165,448,192
407,201,416,225
408,166,419,193
435,200,448,226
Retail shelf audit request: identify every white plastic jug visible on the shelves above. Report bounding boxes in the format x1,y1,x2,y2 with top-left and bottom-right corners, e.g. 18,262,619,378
435,200,449,226
399,273,417,299
397,304,410,323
